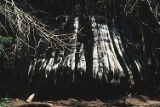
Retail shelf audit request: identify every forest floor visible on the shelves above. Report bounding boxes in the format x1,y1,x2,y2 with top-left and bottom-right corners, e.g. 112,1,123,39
3,95,160,107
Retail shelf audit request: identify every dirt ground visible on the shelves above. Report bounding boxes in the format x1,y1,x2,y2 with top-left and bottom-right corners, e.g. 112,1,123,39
3,95,160,107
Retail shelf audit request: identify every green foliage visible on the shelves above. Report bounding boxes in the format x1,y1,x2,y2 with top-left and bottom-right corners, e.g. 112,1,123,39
0,36,12,44
0,2,13,56
128,93,132,98
0,97,14,107
0,23,13,55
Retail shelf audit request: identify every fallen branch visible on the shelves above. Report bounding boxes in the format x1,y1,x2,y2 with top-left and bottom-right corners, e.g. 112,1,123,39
0,0,79,56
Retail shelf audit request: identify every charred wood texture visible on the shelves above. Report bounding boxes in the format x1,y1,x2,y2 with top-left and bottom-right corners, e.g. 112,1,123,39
1,0,160,97
20,0,160,93
25,17,142,88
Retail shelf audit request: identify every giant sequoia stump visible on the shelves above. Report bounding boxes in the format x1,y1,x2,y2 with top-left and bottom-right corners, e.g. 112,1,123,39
0,0,160,98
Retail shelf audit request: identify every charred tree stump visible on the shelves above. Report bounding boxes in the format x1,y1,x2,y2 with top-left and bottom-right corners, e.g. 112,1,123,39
0,0,160,98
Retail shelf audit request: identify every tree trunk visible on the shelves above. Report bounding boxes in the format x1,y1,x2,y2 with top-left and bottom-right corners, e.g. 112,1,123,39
1,0,160,97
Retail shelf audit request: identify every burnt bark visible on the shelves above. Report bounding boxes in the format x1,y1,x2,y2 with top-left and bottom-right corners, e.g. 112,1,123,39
1,0,160,98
